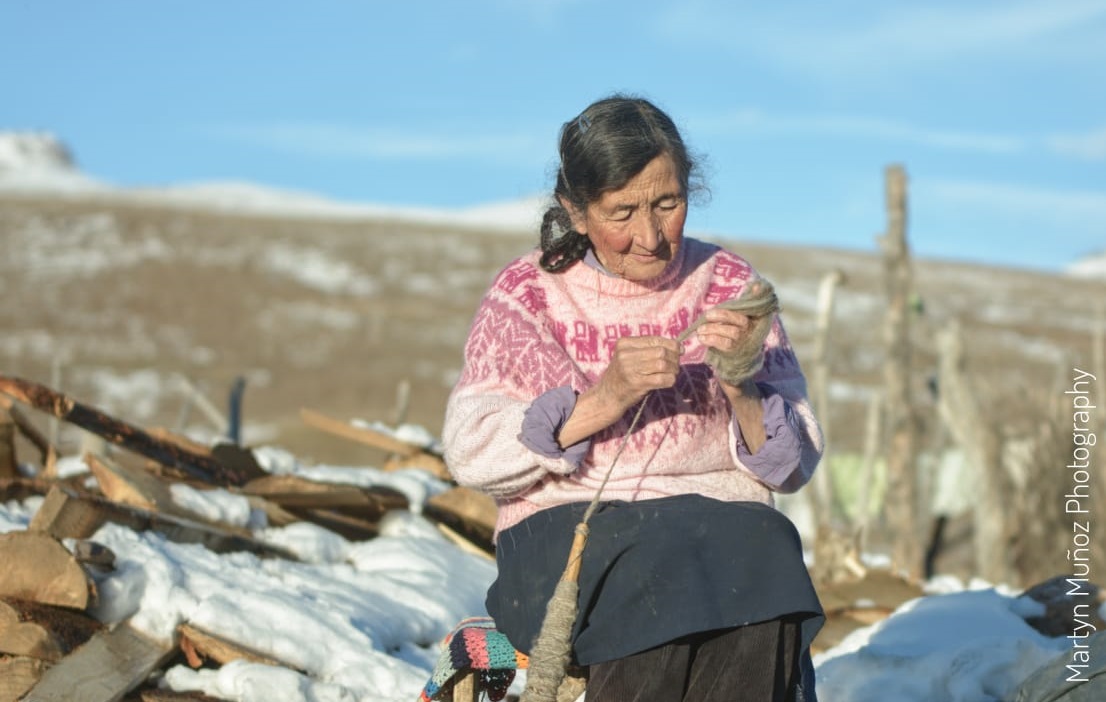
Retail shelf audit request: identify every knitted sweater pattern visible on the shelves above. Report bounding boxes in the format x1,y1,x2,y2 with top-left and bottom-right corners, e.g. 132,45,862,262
443,238,822,534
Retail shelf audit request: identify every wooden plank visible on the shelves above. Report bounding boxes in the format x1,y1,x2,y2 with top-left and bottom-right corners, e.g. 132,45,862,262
282,507,381,542
0,375,259,487
0,655,50,702
0,598,104,662
383,451,451,481
241,474,408,518
87,454,177,515
177,622,296,670
435,523,494,562
30,485,297,561
424,487,496,554
299,408,427,458
136,690,228,702
0,532,95,610
145,428,212,457
20,621,175,702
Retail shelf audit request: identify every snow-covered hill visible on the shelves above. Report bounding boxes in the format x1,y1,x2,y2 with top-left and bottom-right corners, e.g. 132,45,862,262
0,131,104,192
0,131,544,233
1067,250,1106,281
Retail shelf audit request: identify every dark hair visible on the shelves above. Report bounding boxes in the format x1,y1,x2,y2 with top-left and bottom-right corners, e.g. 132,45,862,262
539,95,703,273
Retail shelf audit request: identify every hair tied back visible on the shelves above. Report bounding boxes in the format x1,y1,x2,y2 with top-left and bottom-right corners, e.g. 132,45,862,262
576,114,591,134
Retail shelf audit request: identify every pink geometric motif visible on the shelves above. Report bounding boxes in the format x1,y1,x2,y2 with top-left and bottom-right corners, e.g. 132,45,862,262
495,260,539,294
518,285,547,315
570,321,599,362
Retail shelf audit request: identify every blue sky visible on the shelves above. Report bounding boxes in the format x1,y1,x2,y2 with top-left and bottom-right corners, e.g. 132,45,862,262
4,1,1104,273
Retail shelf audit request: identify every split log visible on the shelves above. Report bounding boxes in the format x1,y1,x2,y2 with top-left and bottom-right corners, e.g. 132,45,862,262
0,598,104,662
0,375,260,487
0,532,96,610
177,622,299,671
19,621,176,702
0,655,51,702
30,485,296,561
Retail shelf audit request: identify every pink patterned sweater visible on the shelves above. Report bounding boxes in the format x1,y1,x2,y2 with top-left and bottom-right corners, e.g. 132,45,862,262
443,238,823,535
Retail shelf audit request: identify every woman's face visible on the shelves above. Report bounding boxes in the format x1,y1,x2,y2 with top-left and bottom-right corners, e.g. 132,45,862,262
565,154,687,282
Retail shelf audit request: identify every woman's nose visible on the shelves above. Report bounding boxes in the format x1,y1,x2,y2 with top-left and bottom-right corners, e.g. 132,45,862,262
633,213,664,249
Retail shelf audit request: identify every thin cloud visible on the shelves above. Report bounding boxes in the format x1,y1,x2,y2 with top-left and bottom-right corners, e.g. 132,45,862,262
1047,125,1106,162
691,109,1024,154
656,0,1106,75
922,178,1106,221
211,123,544,162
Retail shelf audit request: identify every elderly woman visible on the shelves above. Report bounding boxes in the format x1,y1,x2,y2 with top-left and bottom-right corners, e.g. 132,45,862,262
443,95,824,702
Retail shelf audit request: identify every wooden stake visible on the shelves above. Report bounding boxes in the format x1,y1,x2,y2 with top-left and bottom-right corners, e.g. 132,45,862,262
875,164,922,578
809,268,845,528
936,320,1011,584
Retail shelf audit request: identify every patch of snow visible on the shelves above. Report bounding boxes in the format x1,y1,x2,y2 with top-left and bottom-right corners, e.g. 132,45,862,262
1066,250,1106,280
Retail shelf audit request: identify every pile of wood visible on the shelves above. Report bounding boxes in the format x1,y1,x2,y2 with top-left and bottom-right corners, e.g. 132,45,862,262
0,375,497,702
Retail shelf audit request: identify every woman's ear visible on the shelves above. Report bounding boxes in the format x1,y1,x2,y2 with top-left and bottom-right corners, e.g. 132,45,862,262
558,195,588,235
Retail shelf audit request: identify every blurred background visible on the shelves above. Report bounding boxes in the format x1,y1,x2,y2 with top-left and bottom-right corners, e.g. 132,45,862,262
2,0,1105,586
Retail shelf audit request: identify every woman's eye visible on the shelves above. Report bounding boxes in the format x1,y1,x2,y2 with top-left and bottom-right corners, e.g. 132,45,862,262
656,199,679,210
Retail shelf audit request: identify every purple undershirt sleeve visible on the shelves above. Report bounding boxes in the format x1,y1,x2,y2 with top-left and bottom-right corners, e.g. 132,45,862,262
734,384,803,489
518,385,591,468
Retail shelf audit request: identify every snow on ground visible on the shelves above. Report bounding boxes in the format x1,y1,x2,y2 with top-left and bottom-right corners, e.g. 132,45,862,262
0,445,1094,702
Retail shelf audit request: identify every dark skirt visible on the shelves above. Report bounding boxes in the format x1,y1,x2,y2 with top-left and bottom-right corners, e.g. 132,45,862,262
486,494,824,667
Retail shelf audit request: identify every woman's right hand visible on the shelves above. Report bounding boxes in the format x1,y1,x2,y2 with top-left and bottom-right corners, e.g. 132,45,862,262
595,335,682,413
552,335,682,450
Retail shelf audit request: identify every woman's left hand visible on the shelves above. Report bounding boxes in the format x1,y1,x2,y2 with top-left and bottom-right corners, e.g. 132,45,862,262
694,306,753,356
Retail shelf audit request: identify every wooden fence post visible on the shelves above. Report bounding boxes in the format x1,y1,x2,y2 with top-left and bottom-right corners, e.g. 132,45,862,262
809,269,845,529
876,164,923,579
935,320,1011,584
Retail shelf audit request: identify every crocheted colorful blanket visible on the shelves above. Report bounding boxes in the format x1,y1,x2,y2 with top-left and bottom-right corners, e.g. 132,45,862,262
419,617,529,702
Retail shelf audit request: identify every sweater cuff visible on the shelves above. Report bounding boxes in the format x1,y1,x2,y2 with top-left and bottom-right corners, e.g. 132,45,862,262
519,386,591,469
734,386,803,488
